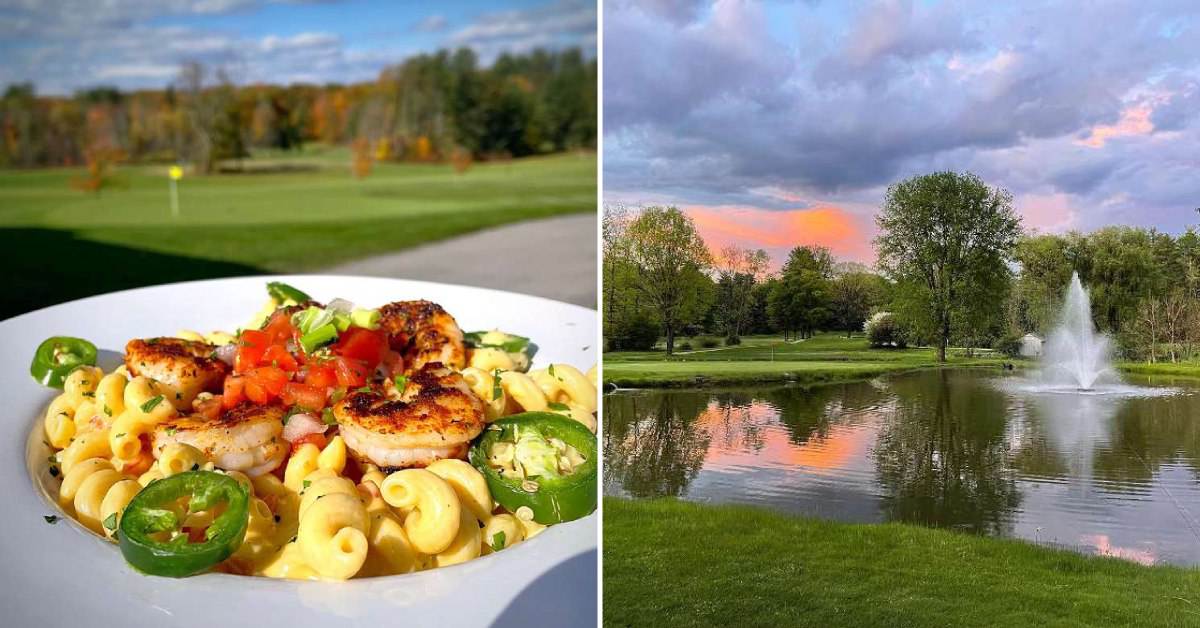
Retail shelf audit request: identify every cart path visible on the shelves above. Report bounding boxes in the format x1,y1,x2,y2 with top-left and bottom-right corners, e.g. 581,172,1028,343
322,213,597,308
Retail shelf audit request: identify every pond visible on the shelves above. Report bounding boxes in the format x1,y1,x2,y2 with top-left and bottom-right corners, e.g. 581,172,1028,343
603,369,1200,566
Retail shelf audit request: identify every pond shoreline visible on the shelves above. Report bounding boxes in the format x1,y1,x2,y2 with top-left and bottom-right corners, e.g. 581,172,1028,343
604,498,1200,627
603,355,1200,390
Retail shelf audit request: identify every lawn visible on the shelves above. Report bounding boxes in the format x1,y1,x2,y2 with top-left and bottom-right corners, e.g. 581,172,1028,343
603,333,1009,387
604,498,1200,628
0,148,595,318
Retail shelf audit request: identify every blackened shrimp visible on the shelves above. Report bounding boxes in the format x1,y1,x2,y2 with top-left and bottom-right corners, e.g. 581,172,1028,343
125,337,229,409
334,363,484,469
151,403,288,476
378,300,466,372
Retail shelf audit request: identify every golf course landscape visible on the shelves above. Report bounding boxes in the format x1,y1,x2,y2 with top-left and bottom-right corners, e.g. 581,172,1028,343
0,148,596,319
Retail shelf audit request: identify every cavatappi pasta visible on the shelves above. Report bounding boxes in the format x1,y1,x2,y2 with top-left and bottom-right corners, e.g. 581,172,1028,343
35,282,596,580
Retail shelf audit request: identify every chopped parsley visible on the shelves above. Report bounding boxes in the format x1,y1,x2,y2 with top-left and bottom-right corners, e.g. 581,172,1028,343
492,369,504,401
548,364,556,377
321,408,337,426
302,480,312,490
102,405,112,417
393,374,408,391
191,463,200,471
140,395,165,413
165,426,177,437
356,386,373,393
491,530,506,552
43,515,59,524
114,433,125,439
103,513,118,531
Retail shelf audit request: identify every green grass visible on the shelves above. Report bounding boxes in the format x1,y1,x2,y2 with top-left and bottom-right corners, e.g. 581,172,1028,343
0,150,595,318
1118,362,1200,379
604,333,1009,387
604,498,1200,627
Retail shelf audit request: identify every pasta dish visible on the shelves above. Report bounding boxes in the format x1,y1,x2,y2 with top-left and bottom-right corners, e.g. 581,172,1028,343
33,282,597,580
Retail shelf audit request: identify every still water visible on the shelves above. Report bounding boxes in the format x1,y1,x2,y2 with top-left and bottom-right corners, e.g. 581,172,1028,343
603,369,1200,565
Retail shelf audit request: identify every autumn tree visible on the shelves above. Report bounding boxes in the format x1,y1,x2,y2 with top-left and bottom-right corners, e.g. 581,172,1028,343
624,206,713,354
715,245,769,340
875,171,1022,362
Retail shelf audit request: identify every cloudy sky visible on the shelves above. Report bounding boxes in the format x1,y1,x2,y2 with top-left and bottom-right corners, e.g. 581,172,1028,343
604,0,1200,267
0,0,595,94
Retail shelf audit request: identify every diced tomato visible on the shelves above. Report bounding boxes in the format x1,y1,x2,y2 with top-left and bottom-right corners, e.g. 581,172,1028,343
335,328,388,367
244,377,268,404
304,364,338,389
333,356,370,387
262,343,299,372
186,526,207,543
236,329,270,372
292,432,328,452
247,362,286,393
223,376,246,409
263,310,297,343
281,382,327,410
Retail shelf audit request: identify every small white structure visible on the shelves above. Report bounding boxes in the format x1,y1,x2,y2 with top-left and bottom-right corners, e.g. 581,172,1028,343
1019,333,1043,358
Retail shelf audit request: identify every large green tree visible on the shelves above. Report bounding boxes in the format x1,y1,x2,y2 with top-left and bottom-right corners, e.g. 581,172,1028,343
875,171,1022,362
624,206,713,354
769,246,833,339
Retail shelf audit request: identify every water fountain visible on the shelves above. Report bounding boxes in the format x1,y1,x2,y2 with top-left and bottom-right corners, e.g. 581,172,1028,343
1006,271,1173,398
1041,272,1112,390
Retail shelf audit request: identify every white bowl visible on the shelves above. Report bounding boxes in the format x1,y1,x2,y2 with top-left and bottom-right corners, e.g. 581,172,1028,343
0,275,598,627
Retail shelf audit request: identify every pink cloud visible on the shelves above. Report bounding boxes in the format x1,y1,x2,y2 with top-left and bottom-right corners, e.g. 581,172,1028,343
1078,103,1154,148
684,204,875,269
1016,192,1079,233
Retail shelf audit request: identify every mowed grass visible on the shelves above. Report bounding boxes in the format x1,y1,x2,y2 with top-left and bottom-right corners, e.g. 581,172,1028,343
604,498,1200,628
0,149,595,318
603,333,1009,387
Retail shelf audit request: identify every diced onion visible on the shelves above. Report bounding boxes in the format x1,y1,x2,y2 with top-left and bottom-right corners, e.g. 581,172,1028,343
327,298,355,314
215,344,237,366
282,412,326,443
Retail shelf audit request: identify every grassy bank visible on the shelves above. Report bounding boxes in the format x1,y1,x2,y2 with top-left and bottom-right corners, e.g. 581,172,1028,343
0,149,595,318
1118,362,1200,379
603,333,1009,388
604,498,1200,627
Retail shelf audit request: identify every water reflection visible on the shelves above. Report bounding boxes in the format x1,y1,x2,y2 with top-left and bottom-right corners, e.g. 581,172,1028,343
603,370,1200,565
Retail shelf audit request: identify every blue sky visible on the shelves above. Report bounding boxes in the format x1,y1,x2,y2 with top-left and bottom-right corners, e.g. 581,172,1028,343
0,0,596,94
604,0,1200,265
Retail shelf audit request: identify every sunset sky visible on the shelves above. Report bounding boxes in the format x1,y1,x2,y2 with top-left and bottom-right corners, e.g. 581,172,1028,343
603,0,1200,268
1,0,595,94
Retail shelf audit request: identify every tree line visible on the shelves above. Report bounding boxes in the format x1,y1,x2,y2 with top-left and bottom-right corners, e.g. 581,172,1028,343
605,172,1200,364
0,47,596,173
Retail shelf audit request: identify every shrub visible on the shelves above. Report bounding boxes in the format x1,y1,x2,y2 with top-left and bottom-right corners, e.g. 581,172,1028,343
679,342,694,351
698,336,721,349
865,312,904,348
608,310,660,351
724,335,741,346
995,333,1022,358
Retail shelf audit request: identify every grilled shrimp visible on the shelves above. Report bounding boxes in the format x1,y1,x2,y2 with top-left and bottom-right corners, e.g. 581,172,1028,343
151,403,288,476
125,338,229,409
378,300,466,371
334,363,484,469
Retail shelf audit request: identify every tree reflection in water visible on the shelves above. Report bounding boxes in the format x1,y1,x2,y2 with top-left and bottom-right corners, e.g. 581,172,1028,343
873,370,1021,535
603,390,713,498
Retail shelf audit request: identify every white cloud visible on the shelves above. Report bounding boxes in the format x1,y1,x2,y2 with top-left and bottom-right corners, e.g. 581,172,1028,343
95,63,180,79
